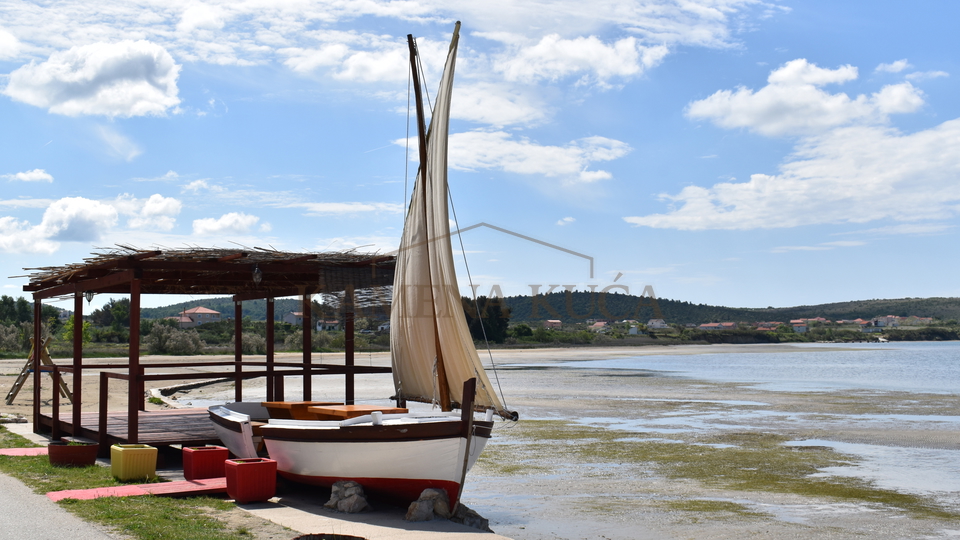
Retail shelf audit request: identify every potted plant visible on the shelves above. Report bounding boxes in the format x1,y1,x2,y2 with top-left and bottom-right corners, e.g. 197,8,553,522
48,439,99,467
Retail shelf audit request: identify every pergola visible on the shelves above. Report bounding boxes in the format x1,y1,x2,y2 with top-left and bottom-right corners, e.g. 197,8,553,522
22,246,395,447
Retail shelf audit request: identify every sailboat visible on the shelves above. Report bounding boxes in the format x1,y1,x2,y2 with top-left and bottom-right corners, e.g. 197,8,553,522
210,22,514,508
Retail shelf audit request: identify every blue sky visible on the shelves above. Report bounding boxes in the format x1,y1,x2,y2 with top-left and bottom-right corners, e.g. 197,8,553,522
2,1,959,313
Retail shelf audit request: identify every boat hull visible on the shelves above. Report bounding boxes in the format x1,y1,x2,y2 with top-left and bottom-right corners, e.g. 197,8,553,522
261,419,492,506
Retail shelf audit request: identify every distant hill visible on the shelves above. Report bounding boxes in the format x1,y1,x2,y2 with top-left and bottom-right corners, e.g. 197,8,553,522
498,292,960,325
139,293,960,325
141,297,307,321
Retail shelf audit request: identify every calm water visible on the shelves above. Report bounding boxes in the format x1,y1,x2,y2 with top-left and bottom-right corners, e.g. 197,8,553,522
560,341,960,394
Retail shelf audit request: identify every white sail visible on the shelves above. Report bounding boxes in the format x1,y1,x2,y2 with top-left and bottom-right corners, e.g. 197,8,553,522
390,23,507,416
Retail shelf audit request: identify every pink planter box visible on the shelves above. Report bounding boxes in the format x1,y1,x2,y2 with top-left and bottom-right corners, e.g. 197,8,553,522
182,446,229,481
225,458,277,503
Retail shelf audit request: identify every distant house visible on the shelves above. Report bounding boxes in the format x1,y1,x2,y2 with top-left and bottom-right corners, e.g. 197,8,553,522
317,319,340,331
647,319,669,329
378,322,390,332
792,323,807,333
755,321,783,331
544,320,562,329
588,321,608,332
166,306,221,328
699,322,736,330
283,311,305,326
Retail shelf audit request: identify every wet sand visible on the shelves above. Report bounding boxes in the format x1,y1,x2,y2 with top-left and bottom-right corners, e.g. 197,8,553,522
3,344,959,539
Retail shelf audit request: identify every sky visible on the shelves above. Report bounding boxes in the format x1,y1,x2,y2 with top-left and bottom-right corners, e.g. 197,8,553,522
2,0,959,313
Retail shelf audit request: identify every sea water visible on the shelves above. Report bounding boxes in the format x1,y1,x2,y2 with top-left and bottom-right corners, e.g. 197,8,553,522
559,341,960,393
553,341,960,504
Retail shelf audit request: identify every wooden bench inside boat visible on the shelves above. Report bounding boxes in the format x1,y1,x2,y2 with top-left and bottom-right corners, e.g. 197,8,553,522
305,404,409,420
261,401,342,420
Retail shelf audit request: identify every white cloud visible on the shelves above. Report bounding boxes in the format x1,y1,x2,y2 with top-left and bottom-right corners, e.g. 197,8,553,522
39,197,119,242
97,125,142,161
182,179,225,193
771,240,865,253
906,70,949,81
112,193,182,231
3,40,180,117
193,212,260,235
317,235,400,254
452,83,547,127
875,59,911,73
0,217,57,253
0,27,21,60
625,118,960,230
686,59,925,136
3,169,53,182
495,35,667,85
177,4,226,33
557,217,576,226
134,170,181,182
288,202,404,216
440,130,632,184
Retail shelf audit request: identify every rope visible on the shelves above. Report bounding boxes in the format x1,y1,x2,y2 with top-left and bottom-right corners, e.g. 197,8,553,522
447,184,512,415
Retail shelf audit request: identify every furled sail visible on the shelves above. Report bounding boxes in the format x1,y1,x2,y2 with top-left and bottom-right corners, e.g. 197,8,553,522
391,23,508,417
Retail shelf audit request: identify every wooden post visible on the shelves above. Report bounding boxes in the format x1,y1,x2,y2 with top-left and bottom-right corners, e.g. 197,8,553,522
302,292,312,400
128,278,141,443
234,301,243,402
345,285,355,405
266,298,275,402
51,367,61,441
32,298,41,431
98,372,109,457
72,291,83,435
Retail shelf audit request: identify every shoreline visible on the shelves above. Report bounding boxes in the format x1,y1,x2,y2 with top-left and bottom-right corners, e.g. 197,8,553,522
3,343,958,539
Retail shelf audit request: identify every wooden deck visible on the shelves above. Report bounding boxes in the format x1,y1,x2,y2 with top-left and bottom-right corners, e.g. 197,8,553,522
37,408,222,449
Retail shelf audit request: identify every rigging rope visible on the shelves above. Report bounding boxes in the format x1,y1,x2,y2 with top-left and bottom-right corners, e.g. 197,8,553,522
447,184,512,415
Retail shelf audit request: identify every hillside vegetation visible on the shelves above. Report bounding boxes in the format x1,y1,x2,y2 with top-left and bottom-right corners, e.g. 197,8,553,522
140,292,960,325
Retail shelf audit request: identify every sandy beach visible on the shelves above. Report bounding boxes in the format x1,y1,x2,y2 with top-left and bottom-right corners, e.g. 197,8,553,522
3,344,959,539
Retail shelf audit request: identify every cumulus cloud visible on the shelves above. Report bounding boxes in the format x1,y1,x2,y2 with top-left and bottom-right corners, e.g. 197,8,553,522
193,212,260,235
39,197,119,241
112,193,182,230
438,130,632,184
624,119,960,230
0,217,58,253
686,59,925,136
3,40,181,117
557,217,576,226
495,35,667,85
451,83,547,127
875,59,912,73
3,169,53,182
182,179,226,193
0,27,21,60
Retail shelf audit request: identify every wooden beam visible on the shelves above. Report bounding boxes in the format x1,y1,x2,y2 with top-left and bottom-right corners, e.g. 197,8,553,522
302,292,312,400
27,269,135,298
128,278,141,442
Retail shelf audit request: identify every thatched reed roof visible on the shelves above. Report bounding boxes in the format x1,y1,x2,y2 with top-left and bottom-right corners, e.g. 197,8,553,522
22,245,395,301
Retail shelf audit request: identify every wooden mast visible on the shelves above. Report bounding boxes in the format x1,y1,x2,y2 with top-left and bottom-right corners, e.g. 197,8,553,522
407,33,452,410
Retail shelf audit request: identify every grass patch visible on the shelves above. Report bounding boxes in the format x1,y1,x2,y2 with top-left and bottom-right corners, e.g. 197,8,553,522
664,499,767,520
489,420,959,520
0,426,257,539
61,496,251,540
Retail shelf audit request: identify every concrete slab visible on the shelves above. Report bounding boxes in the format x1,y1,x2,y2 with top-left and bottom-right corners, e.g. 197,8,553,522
240,492,514,540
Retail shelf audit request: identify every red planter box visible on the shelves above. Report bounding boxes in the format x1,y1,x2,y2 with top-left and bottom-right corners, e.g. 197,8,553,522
182,445,229,481
225,458,277,503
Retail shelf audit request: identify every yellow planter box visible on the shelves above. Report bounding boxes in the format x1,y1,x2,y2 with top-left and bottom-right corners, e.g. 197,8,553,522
111,444,157,481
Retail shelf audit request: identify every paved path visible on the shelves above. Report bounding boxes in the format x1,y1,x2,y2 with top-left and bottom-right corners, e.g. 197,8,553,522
0,473,117,540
